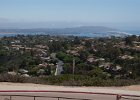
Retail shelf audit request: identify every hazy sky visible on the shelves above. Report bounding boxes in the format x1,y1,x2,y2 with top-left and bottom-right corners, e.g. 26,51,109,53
0,0,140,30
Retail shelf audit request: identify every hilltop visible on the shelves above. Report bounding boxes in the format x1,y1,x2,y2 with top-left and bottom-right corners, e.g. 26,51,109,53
0,26,116,34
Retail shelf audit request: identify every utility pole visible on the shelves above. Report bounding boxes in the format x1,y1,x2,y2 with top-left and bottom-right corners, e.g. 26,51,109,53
73,59,75,74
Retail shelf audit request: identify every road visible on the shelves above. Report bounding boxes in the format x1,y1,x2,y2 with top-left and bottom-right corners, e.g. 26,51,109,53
0,82,140,100
51,53,64,76
55,60,64,75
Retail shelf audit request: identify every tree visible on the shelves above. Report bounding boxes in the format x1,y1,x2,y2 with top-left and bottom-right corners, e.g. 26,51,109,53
85,40,92,48
88,67,109,79
125,35,137,45
79,51,89,61
56,52,73,63
63,63,72,74
49,41,62,52
73,36,80,45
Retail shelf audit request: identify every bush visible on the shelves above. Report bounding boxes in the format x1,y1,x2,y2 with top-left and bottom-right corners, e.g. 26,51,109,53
0,74,139,86
42,74,140,86
0,73,44,84
0,74,27,83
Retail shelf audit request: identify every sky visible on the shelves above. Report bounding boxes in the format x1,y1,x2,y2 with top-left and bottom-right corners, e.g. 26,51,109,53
0,0,140,30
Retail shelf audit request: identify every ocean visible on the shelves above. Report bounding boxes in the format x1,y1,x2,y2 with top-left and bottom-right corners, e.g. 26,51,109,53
0,31,140,38
125,31,140,36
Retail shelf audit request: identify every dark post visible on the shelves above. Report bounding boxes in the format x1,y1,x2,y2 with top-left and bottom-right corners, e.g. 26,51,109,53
116,95,121,100
73,59,75,74
10,96,12,100
34,96,36,100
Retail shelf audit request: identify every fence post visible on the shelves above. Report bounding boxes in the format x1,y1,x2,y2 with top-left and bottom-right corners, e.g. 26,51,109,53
34,96,36,100
116,95,121,100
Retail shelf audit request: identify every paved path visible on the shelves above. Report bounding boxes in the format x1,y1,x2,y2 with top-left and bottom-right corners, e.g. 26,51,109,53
0,82,140,100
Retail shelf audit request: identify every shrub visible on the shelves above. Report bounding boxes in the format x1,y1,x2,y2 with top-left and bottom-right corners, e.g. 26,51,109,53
0,74,139,86
42,74,140,86
0,73,27,83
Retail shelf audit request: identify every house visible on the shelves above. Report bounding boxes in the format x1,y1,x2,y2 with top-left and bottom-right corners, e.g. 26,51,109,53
11,45,23,50
34,49,47,57
49,63,55,66
87,57,96,63
112,65,122,71
22,74,30,77
98,58,105,61
11,40,20,44
133,41,140,47
99,63,112,70
25,47,32,50
87,57,105,63
18,69,28,74
7,71,17,75
76,45,85,50
99,63,122,71
49,39,53,42
41,56,51,61
66,50,79,56
35,45,49,49
38,63,48,68
120,55,134,60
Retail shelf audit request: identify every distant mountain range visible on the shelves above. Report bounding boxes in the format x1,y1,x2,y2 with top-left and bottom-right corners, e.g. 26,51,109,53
0,26,116,33
0,26,131,37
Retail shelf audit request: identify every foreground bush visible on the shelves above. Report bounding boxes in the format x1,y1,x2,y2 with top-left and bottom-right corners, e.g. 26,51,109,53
42,74,140,86
0,74,139,86
0,74,26,83
0,73,44,84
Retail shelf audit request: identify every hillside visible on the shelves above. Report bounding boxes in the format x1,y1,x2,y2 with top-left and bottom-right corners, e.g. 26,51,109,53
0,26,116,34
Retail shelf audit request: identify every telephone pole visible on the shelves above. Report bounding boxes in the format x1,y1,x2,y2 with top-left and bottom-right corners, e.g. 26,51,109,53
73,59,75,74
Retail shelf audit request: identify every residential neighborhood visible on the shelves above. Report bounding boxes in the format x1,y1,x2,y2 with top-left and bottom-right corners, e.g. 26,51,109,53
0,35,140,86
